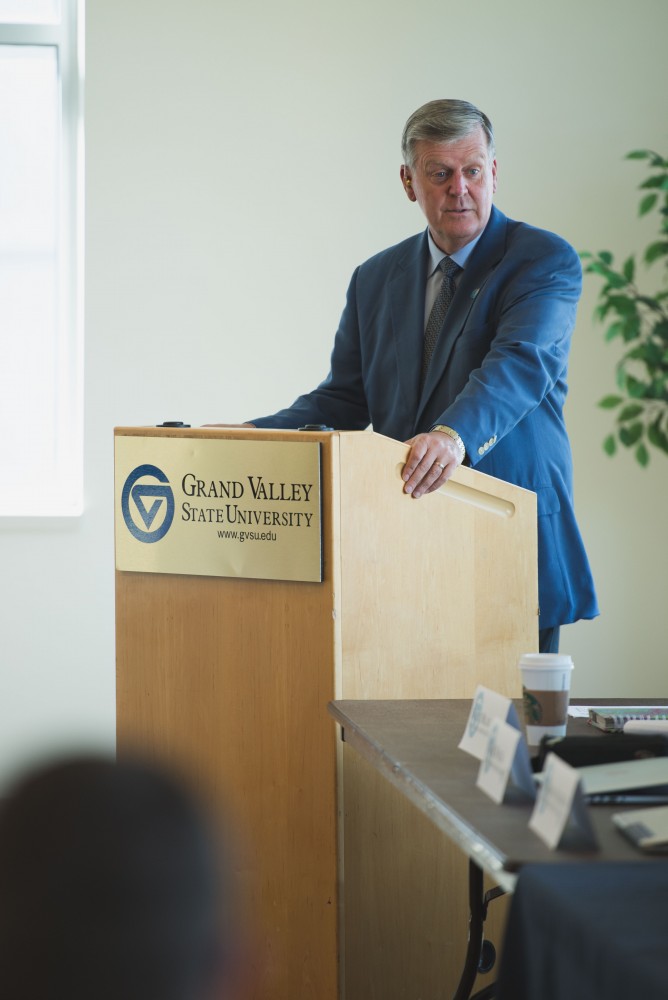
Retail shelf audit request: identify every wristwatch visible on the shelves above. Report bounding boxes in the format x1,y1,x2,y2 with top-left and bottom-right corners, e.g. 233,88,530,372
431,424,466,463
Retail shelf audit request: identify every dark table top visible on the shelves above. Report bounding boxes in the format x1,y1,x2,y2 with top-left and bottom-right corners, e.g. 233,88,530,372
329,698,668,891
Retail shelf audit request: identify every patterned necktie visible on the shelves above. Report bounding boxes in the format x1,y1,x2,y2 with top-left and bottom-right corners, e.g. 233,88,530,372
421,256,461,387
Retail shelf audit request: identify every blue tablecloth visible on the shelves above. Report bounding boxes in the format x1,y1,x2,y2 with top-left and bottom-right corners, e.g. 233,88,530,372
496,861,668,1000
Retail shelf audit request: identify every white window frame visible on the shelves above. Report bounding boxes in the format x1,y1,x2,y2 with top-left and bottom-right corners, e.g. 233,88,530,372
0,0,84,516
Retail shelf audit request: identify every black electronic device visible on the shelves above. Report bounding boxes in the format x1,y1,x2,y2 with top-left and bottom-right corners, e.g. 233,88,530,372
535,733,668,771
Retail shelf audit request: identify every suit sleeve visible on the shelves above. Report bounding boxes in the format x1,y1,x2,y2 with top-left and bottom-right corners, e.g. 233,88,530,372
433,235,581,465
250,269,371,430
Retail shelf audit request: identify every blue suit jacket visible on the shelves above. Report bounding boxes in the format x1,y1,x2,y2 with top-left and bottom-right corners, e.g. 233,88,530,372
253,205,599,628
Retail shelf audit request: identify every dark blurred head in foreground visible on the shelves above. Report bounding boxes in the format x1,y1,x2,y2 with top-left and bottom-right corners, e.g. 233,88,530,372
0,754,233,1000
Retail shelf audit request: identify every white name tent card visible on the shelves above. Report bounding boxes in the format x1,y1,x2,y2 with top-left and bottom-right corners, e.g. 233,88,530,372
529,753,598,851
476,717,537,804
459,685,523,761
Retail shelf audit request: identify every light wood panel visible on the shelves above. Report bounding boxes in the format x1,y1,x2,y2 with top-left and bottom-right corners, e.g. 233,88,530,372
337,430,537,699
342,747,509,1000
333,432,535,999
115,427,537,1000
116,428,341,1000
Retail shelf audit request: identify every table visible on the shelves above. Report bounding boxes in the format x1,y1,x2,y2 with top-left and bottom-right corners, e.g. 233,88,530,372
329,699,666,999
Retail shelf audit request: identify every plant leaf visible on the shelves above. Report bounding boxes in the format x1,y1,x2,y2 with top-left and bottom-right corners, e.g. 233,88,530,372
650,376,667,399
619,422,643,446
622,256,636,282
624,345,647,361
640,192,658,216
604,272,631,289
583,145,668,464
624,376,646,398
618,403,644,421
605,295,638,317
620,319,642,343
648,420,668,453
587,261,618,281
599,395,623,409
637,294,665,312
645,240,668,264
604,321,625,342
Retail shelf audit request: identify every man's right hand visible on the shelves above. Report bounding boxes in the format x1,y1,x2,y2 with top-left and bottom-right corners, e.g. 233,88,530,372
401,430,463,498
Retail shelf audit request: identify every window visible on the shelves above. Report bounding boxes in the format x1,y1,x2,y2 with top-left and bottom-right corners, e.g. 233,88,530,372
0,0,83,515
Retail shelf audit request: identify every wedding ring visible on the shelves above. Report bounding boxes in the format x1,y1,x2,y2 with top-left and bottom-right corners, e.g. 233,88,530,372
435,462,445,470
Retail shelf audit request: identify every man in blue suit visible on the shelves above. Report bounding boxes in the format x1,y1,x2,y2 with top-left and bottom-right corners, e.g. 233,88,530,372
248,99,598,651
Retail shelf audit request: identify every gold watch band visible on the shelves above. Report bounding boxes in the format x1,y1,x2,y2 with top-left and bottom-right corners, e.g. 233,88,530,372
431,424,466,462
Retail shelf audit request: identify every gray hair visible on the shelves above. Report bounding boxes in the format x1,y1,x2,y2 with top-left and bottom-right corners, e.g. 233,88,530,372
401,99,495,167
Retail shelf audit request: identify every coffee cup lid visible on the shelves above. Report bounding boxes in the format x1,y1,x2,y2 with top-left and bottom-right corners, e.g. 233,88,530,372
518,653,573,669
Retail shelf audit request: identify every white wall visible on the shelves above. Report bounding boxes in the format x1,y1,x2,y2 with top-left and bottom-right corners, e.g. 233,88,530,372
1,0,666,785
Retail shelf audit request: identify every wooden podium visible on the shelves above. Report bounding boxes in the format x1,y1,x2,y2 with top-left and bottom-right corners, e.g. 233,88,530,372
115,426,537,1000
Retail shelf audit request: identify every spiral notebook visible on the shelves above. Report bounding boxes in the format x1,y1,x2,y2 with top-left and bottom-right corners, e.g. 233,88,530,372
588,706,668,733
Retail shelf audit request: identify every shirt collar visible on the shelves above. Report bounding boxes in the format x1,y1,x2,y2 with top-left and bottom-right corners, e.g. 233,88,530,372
426,229,483,277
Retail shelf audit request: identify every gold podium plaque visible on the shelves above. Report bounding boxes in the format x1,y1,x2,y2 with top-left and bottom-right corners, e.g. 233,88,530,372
114,434,322,582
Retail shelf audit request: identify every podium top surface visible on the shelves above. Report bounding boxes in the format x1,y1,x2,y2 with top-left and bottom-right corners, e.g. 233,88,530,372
113,426,536,507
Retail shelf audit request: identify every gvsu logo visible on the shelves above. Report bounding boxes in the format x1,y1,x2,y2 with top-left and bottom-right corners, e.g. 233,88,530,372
121,464,175,543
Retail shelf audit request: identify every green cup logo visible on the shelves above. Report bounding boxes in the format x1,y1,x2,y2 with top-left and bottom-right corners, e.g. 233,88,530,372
523,688,543,724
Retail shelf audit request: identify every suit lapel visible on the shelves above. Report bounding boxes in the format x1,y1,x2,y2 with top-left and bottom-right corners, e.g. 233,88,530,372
416,207,509,424
388,232,429,416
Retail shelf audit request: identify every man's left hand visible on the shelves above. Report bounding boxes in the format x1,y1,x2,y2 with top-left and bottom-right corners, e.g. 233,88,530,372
402,431,462,498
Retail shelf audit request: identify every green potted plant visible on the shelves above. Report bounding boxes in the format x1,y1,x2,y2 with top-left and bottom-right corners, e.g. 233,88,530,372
580,150,668,465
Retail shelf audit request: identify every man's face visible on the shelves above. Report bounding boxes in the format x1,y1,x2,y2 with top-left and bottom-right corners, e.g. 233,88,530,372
400,127,497,254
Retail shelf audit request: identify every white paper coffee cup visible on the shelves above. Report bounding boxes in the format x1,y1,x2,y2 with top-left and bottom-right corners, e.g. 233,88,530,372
519,653,574,746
